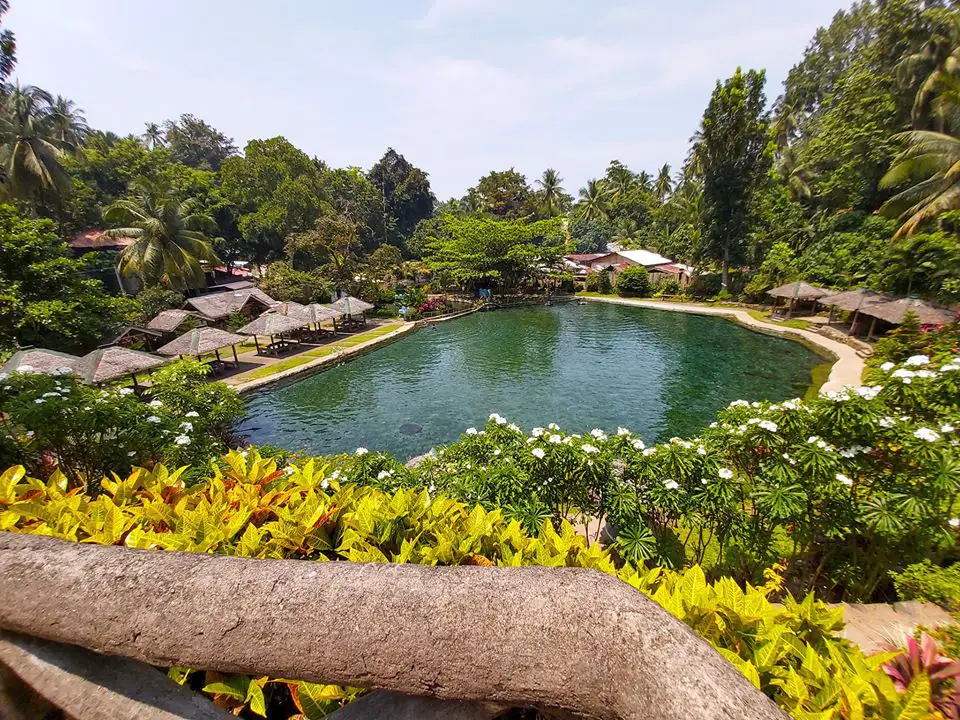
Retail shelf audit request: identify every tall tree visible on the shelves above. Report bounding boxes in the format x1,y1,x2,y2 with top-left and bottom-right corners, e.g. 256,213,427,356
468,168,536,219
48,96,89,149
654,164,673,200
285,213,361,289
896,11,960,129
103,178,219,290
535,168,567,217
0,84,74,208
142,122,165,150
696,67,771,287
162,114,237,171
0,0,15,82
367,148,434,245
576,179,609,222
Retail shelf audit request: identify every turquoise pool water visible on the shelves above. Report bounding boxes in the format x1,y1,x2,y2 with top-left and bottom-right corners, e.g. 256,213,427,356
239,303,823,458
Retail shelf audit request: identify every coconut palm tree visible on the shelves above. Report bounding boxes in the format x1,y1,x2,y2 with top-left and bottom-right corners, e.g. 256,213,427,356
103,178,220,290
143,122,165,150
48,95,90,149
897,14,960,130
879,127,960,238
577,179,608,222
536,168,564,217
772,101,801,148
777,146,817,201
654,163,673,200
0,83,73,206
636,170,652,192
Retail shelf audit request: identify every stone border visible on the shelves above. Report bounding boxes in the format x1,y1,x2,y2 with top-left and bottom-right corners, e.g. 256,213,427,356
232,323,417,395
582,297,864,393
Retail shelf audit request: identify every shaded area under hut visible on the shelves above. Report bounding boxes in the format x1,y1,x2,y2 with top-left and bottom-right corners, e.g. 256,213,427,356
157,327,248,374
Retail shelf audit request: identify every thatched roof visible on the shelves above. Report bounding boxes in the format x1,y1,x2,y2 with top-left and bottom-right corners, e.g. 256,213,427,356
330,296,375,316
1,348,81,376
767,281,832,300
858,296,957,325
819,288,886,313
76,347,167,384
157,327,247,357
146,309,201,333
183,288,278,320
236,312,309,337
268,301,343,324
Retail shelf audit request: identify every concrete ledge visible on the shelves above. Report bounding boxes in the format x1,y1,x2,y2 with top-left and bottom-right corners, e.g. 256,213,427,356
583,297,863,393
232,323,417,395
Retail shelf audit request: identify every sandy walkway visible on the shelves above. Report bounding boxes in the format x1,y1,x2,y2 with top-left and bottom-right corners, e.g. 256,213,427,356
584,297,864,393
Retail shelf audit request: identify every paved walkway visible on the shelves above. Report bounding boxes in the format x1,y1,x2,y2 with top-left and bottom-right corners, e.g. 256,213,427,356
584,297,865,393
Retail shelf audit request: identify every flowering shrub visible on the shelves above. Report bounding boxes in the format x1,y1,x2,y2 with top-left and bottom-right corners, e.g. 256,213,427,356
320,350,960,601
0,360,243,492
0,451,937,719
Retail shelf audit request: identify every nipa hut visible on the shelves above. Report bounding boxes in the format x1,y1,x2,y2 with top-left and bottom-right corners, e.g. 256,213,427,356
157,327,247,368
183,288,278,323
236,312,310,355
0,348,81,377
330,296,374,326
76,346,168,388
146,309,204,335
766,281,832,318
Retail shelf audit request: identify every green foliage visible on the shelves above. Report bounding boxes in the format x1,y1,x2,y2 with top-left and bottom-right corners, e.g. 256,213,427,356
615,265,651,297
133,285,184,326
891,561,960,610
161,113,237,172
743,242,798,299
584,271,612,294
0,452,933,720
0,360,243,491
367,148,433,242
569,218,613,254
0,205,136,352
467,168,536,219
259,261,330,304
422,214,566,289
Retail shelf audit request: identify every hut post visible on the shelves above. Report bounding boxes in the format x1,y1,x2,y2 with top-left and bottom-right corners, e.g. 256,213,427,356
214,349,222,365
867,316,878,341
849,309,860,336
130,374,139,392
253,336,261,356
231,345,239,365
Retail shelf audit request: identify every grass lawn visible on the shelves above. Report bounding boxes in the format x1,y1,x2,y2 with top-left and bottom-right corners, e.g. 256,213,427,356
746,310,812,331
242,356,314,380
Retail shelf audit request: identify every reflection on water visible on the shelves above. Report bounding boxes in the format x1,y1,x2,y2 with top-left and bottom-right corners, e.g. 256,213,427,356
240,303,822,459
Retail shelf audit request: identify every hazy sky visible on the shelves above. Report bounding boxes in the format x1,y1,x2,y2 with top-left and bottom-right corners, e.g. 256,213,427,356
10,0,847,199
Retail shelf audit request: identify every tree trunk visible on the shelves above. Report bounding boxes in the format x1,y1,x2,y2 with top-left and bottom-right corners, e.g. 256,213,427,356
721,244,731,289
0,533,786,720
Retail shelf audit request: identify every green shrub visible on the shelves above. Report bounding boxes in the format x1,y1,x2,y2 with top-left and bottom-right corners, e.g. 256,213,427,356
134,285,185,325
891,561,960,610
585,271,612,294
259,261,330,304
653,278,681,296
616,265,651,297
0,452,924,720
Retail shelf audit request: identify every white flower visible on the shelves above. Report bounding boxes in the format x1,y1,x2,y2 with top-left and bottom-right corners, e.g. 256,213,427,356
185,411,200,418
942,424,955,434
729,399,749,407
880,362,895,372
697,445,707,455
856,385,883,400
701,478,708,485
632,438,646,450
915,370,938,379
284,465,296,476
879,416,895,428
118,387,135,396
643,447,656,456
617,427,630,436
892,368,916,382
41,392,60,398
531,427,545,437
146,415,161,423
493,448,501,456
718,468,734,480
507,423,520,432
33,398,44,404
758,420,778,433
355,447,368,456
950,518,960,528
581,444,599,454
320,478,329,490
664,480,679,490
807,436,819,444
531,447,545,459
24,430,34,439
465,427,478,435
548,434,561,444
180,422,193,432
488,413,506,425
240,450,248,458
590,428,607,440
905,354,929,366
148,399,163,408
914,427,941,442
127,451,136,457
548,422,559,430
377,470,390,480
174,434,191,446
330,470,341,480
836,473,852,486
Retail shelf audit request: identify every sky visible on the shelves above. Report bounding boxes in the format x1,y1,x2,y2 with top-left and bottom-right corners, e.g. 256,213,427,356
10,0,848,199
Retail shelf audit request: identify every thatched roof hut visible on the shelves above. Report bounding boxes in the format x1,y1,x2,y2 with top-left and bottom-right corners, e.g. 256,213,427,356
330,296,374,316
856,296,957,326
1,348,81,376
157,327,247,358
146,309,202,333
767,281,831,300
236,312,309,337
76,347,167,385
268,302,343,324
183,289,278,321
819,288,886,313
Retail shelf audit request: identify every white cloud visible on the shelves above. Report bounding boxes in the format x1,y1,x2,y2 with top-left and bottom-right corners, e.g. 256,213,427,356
415,0,500,29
